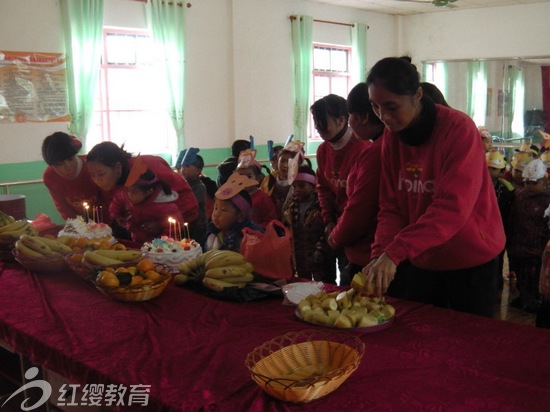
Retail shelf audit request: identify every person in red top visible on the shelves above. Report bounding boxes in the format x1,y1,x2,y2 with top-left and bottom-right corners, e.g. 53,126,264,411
311,94,370,283
362,57,506,317
41,132,103,220
327,83,385,286
110,160,184,244
86,142,198,238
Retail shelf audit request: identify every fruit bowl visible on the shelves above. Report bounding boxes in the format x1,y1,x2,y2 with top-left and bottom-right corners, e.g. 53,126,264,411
245,329,364,403
13,249,70,273
65,251,141,282
94,270,171,302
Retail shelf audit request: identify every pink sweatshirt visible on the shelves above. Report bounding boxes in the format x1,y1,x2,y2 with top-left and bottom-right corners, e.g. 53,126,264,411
371,105,505,271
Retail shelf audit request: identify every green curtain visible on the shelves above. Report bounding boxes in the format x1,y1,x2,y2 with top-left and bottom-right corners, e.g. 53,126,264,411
291,16,313,143
466,61,487,125
60,0,104,145
146,0,186,153
351,22,367,84
422,61,448,100
506,66,525,139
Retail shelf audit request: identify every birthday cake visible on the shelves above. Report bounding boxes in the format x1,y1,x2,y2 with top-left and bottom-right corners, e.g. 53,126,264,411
58,217,115,244
141,236,202,272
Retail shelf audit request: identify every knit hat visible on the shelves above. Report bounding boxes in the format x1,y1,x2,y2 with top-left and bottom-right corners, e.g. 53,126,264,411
522,158,546,182
511,151,534,171
486,150,506,169
42,132,82,165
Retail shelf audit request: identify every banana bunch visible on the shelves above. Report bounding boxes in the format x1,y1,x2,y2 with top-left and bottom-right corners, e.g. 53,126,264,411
175,250,254,292
15,234,72,258
0,219,38,245
82,249,142,266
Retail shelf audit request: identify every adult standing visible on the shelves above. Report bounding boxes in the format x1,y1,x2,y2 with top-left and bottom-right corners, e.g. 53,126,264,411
311,94,370,284
362,57,505,318
327,83,385,286
86,142,198,238
42,132,103,220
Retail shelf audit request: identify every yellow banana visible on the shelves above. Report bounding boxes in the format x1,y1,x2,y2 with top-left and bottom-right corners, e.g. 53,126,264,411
205,264,250,280
202,277,244,292
0,220,28,234
20,234,57,256
204,250,246,270
83,250,124,266
15,240,44,258
179,261,192,275
94,249,142,261
0,211,16,227
35,236,73,254
219,273,254,284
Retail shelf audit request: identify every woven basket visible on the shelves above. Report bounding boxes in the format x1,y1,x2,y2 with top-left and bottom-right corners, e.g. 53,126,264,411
65,251,141,282
94,271,171,302
245,329,364,403
13,249,70,273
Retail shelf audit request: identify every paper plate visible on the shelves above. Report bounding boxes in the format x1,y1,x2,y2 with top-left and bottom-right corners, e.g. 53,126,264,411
283,282,324,305
295,308,394,334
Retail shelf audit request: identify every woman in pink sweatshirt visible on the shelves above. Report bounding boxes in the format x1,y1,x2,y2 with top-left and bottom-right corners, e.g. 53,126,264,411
362,57,505,317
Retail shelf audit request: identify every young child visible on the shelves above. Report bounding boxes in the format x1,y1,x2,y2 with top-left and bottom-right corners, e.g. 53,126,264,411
281,165,335,283
205,173,264,252
236,149,277,229
507,158,550,313
179,148,208,248
109,157,183,244
486,149,515,291
260,143,283,196
263,141,305,219
505,151,535,192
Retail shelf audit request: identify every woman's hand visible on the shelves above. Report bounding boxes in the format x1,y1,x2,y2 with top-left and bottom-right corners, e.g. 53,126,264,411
361,253,396,296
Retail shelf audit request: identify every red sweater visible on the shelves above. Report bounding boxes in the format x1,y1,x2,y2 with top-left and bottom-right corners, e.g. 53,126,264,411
371,105,505,271
330,137,382,266
101,155,198,224
43,156,103,220
316,128,370,225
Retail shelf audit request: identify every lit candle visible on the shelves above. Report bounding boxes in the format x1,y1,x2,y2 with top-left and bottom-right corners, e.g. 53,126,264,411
168,217,173,239
99,206,103,223
177,221,182,241
83,202,89,223
184,222,190,240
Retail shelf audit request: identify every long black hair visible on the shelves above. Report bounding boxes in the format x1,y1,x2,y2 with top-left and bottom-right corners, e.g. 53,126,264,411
87,142,133,185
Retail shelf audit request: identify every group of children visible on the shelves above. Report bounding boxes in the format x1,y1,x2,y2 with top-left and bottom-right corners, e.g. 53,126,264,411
485,136,550,324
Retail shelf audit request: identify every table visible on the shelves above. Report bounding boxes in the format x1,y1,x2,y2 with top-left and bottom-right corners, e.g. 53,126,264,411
1,259,550,412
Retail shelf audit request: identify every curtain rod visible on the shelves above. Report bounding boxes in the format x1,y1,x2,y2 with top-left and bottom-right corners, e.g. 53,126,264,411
131,0,192,7
290,15,355,28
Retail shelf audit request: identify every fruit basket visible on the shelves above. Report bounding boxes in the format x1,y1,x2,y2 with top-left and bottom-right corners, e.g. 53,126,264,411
13,249,70,273
94,270,171,302
245,329,364,403
65,251,141,282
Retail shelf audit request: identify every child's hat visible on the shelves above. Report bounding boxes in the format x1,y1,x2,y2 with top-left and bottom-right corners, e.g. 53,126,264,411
517,142,539,156
237,149,262,171
215,172,257,214
540,151,550,167
282,140,305,155
511,151,534,171
125,155,150,187
175,147,200,168
478,126,492,141
522,158,546,181
486,150,506,169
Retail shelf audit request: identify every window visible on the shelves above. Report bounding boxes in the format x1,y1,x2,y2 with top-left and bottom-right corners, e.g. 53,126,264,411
87,28,175,154
310,43,352,139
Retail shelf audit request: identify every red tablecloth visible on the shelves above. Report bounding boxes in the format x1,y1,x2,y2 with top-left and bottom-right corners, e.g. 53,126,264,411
1,259,550,412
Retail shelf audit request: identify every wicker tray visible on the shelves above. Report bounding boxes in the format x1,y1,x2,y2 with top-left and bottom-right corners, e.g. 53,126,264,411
65,251,141,282
245,329,364,403
94,271,171,302
13,249,70,273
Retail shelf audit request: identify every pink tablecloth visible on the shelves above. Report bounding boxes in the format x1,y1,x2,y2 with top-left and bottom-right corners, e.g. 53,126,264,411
0,259,550,411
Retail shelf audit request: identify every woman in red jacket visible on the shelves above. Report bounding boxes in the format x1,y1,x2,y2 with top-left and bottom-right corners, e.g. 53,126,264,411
86,142,198,238
362,57,505,317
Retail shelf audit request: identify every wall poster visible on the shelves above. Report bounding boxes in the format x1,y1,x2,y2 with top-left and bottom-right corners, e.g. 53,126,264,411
0,50,70,123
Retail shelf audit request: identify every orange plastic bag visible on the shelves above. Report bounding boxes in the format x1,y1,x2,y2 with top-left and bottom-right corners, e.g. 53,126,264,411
240,220,294,281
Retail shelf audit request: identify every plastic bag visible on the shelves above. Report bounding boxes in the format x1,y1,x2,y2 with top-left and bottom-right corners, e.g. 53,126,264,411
240,220,294,281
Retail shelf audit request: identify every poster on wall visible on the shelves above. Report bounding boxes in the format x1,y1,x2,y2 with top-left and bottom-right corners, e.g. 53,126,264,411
0,50,70,123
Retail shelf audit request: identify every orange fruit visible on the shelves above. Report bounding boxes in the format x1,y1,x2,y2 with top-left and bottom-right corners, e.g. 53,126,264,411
137,259,155,273
70,253,84,264
115,267,129,274
75,238,89,249
97,271,119,287
99,240,112,250
110,243,126,251
105,267,116,274
130,275,144,286
144,270,161,282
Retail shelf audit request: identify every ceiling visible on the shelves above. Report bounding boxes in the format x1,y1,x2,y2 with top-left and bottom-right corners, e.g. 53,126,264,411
305,0,550,16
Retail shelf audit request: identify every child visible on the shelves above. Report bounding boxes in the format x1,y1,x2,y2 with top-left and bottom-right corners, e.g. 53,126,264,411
179,148,208,248
486,149,515,291
263,141,305,219
205,173,264,252
236,149,277,229
507,158,550,313
260,143,283,196
216,139,251,187
281,165,335,283
109,157,183,244
505,151,535,192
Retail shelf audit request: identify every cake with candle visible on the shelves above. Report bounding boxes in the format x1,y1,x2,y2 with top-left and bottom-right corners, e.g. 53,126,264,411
57,216,115,245
141,236,202,273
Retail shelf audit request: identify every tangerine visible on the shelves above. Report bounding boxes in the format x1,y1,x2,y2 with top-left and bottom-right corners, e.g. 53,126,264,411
130,275,144,286
137,259,155,273
69,253,84,264
110,243,127,251
98,239,112,250
144,270,161,282
97,271,119,287
75,238,89,249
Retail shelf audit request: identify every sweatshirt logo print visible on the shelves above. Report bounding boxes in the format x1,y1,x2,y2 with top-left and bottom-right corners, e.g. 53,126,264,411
398,162,435,193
